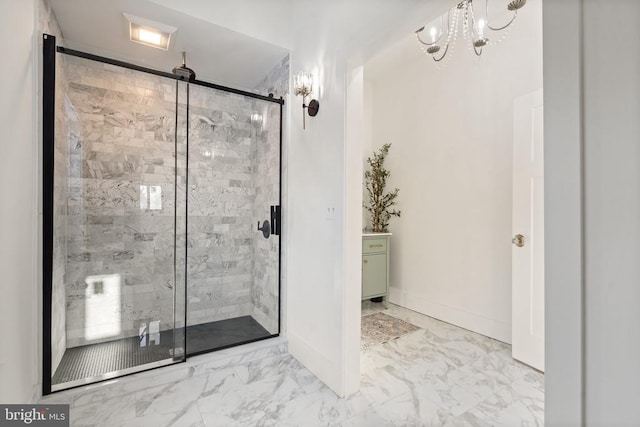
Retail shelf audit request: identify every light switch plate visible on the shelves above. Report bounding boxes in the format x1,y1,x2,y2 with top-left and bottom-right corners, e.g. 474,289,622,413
326,207,336,220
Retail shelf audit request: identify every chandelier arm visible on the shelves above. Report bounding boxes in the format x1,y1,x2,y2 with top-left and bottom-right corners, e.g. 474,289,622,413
432,9,458,62
486,11,517,31
416,31,441,46
485,0,518,31
415,31,432,46
433,42,450,62
432,9,454,62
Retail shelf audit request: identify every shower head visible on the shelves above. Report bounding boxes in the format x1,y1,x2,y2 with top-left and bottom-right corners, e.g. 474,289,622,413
172,52,196,82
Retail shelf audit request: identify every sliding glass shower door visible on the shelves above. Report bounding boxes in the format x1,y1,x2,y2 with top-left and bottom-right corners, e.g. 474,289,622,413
43,34,283,394
183,84,281,355
45,37,187,392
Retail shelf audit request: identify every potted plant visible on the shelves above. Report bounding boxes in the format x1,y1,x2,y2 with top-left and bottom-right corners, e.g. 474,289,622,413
364,143,401,232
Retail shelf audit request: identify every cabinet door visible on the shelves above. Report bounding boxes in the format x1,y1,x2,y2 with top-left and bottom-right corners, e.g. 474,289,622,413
362,253,387,298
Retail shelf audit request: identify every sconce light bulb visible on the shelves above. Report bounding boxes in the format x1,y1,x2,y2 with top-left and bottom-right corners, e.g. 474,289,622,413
294,70,320,130
294,71,314,97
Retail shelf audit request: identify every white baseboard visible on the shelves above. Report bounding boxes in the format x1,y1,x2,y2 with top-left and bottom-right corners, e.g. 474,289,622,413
388,287,512,344
288,331,343,396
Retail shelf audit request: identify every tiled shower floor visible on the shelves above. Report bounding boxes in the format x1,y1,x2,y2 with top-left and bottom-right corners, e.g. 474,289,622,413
52,316,271,386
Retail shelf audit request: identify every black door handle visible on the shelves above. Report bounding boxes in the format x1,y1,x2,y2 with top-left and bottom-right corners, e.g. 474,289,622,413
258,206,280,239
257,220,270,238
271,205,281,236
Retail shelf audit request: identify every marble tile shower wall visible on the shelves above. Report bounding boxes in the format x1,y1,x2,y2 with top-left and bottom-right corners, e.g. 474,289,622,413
249,102,281,335
58,55,285,349
251,55,289,334
184,85,258,326
252,55,289,99
62,56,178,347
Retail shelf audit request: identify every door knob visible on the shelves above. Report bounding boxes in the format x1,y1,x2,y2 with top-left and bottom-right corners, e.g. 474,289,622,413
257,220,271,239
512,234,525,247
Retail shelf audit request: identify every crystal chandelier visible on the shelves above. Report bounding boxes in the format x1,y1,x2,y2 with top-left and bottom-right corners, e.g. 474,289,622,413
415,0,526,63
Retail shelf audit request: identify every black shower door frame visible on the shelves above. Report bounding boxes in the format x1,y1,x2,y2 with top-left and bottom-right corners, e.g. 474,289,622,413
42,33,284,395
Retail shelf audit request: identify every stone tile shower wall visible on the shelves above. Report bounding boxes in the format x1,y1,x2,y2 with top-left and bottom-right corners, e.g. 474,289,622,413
251,55,289,334
253,55,289,100
57,55,284,348
184,85,257,326
61,56,178,347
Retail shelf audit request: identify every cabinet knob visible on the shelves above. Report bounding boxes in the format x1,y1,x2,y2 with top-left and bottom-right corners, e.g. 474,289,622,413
363,259,368,264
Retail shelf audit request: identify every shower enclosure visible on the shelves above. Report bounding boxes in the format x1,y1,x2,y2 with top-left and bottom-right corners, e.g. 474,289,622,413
42,34,283,394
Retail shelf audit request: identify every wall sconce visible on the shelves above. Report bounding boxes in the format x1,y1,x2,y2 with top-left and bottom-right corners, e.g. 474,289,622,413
293,71,319,129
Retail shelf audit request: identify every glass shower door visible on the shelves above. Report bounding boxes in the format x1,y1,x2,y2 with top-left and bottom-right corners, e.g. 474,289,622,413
46,43,186,392
44,34,283,394
183,83,281,355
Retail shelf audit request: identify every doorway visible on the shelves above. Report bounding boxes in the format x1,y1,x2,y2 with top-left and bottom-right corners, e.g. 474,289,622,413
353,0,545,422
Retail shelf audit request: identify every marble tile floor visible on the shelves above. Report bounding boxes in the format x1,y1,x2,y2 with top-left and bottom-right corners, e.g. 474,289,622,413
41,304,544,426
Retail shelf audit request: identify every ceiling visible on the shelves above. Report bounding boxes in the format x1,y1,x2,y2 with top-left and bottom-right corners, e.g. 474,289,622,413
49,0,289,90
148,0,293,50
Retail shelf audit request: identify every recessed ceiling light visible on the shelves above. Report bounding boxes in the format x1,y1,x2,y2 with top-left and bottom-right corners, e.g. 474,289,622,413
123,12,177,50
138,28,162,46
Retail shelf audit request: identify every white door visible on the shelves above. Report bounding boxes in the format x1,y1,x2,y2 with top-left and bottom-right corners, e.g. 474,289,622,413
512,90,545,371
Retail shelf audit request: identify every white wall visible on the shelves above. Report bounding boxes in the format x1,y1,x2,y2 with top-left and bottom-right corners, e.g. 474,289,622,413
542,0,584,424
0,0,40,403
364,1,542,343
344,64,365,395
544,0,640,424
286,46,349,393
583,0,640,424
